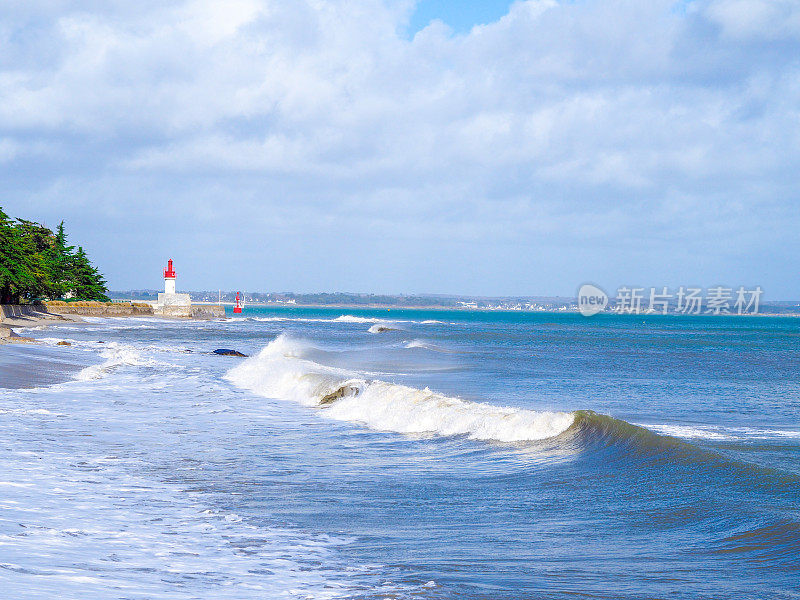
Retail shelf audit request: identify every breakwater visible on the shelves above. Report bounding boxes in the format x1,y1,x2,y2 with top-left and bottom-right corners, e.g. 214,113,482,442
0,302,225,320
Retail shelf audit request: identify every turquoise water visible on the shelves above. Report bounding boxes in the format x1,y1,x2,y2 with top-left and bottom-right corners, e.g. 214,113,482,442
2,308,799,598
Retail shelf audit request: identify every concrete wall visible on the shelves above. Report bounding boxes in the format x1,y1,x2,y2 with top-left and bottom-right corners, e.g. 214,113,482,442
156,292,191,307
191,305,226,319
2,302,224,321
44,302,155,317
0,304,49,322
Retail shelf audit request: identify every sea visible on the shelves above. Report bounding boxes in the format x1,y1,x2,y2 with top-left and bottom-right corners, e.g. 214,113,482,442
1,307,798,599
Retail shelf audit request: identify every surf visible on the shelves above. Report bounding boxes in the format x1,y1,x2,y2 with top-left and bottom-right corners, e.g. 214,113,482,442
224,335,574,443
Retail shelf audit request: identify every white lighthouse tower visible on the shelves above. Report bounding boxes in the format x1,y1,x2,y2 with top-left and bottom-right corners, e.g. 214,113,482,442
164,259,176,295
155,258,191,315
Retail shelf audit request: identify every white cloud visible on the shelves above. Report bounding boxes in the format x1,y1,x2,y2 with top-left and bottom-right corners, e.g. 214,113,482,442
1,0,799,294
705,0,800,40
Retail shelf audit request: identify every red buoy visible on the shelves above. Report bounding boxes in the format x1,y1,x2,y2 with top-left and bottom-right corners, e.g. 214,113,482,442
233,291,242,314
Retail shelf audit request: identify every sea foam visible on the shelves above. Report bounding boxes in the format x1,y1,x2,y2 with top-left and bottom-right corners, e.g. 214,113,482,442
225,335,574,442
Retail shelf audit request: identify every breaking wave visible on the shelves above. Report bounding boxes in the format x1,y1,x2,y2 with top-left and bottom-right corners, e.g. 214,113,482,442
333,315,390,323
75,342,148,380
223,335,800,496
638,423,800,441
224,335,574,443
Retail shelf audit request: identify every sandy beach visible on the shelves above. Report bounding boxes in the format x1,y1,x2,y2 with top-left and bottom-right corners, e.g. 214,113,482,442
0,310,92,388
0,343,98,388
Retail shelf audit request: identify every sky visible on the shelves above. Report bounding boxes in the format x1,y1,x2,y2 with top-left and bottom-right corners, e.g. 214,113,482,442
1,0,799,298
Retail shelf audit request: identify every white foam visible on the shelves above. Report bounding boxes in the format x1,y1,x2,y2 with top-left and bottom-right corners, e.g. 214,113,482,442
250,315,402,326
404,338,447,350
225,335,574,443
75,342,147,381
404,339,428,349
334,315,389,323
641,423,800,441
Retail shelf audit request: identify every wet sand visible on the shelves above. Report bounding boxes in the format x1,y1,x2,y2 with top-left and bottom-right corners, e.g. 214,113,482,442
0,343,97,389
0,313,93,388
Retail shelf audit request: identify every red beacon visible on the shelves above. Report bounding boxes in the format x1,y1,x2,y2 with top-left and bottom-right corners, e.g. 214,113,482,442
233,291,243,314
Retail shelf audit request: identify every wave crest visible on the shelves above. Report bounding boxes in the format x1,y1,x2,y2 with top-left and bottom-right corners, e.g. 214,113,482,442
224,335,574,442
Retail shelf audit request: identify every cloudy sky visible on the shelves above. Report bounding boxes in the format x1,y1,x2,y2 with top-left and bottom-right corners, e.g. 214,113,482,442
1,0,799,297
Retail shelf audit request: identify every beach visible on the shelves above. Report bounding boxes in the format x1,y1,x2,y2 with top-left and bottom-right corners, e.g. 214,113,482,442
1,307,798,599
0,310,93,388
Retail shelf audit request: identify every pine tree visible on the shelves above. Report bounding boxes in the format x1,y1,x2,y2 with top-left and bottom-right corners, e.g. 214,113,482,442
48,221,75,298
0,208,22,304
0,207,109,304
14,219,55,299
71,246,110,301
0,209,39,304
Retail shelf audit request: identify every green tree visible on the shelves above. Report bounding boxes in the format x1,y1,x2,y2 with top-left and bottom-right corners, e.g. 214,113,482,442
0,207,109,304
0,209,38,304
47,221,75,298
70,246,109,301
14,218,56,299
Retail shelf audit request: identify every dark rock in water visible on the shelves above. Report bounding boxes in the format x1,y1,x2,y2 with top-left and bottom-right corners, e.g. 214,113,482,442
213,348,248,357
319,384,360,406
57,341,71,346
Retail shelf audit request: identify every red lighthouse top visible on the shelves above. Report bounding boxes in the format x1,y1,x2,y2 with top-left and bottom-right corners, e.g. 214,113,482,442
163,259,176,279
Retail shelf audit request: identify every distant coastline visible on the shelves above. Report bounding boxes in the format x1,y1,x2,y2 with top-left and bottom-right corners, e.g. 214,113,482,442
112,291,800,317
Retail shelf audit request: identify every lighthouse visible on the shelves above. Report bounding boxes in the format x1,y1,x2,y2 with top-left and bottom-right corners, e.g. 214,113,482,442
164,259,176,295
155,258,191,315
151,259,223,318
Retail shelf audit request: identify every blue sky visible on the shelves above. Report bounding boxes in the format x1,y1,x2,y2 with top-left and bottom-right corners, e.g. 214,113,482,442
408,0,513,34
1,0,799,298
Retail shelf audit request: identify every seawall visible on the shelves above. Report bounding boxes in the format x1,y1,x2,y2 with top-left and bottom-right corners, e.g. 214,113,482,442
43,301,225,320
1,304,51,321
44,302,155,317
1,302,225,323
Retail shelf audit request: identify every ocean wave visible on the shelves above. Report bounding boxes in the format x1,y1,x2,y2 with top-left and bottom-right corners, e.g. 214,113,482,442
224,335,574,443
75,342,148,381
403,339,453,353
639,423,800,442
248,315,405,327
333,315,387,323
710,518,800,565
223,336,800,470
404,339,430,349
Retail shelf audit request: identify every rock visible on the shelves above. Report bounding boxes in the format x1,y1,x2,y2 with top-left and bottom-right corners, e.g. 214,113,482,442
319,384,360,406
213,349,248,357
368,324,398,333
57,340,71,346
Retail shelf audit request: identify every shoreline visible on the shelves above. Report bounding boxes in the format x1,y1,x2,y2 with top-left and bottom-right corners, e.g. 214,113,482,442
0,311,96,389
0,342,97,389
0,311,86,345
0,306,223,389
